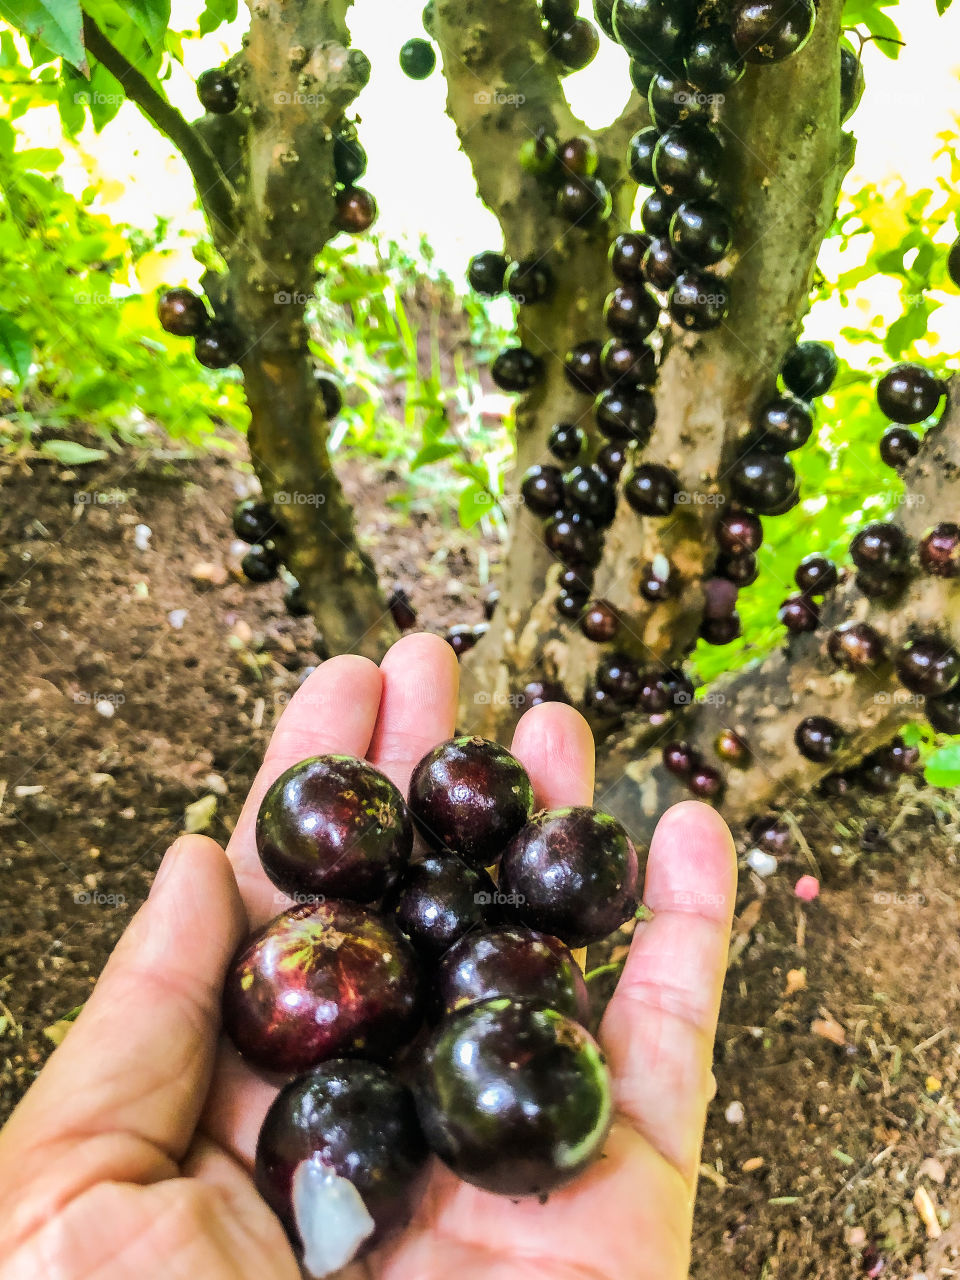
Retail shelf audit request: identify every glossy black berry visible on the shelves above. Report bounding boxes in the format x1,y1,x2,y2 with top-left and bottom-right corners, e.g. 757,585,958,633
919,523,960,578
596,652,642,705
195,321,242,369
580,599,619,642
240,543,280,583
559,566,594,597
700,613,741,645
603,283,660,338
197,67,239,113
555,591,585,619
717,509,763,555
335,186,377,233
849,522,908,572
520,463,565,516
794,715,844,762
491,346,543,392
445,625,478,658
564,340,605,394
316,373,343,419
642,237,680,291
877,363,944,424
624,463,679,516
745,395,814,453
778,594,819,633
158,287,208,337
284,581,310,617
609,232,651,283
780,341,837,400
689,763,724,802
505,258,553,305
594,0,617,39
564,463,617,525
879,425,920,468
855,569,908,602
556,175,611,225
627,126,659,186
652,123,724,200
896,637,960,697
387,585,417,632
553,19,601,71
729,451,797,514
590,446,624,487
522,680,570,708
399,37,436,78
468,251,509,297
233,498,277,544
595,386,656,442
663,740,697,776
648,74,712,129
333,129,367,184
548,422,586,462
640,189,678,236
731,0,816,64
386,854,495,958
828,620,886,671
639,559,676,599
601,339,657,388
928,687,960,735
409,736,535,871
795,554,838,595
669,199,732,265
543,0,578,24
684,22,745,91
716,552,757,586
668,270,729,331
544,514,603,566
612,0,693,63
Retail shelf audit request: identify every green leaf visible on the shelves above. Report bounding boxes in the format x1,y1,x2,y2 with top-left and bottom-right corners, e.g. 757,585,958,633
925,743,960,788
411,441,460,469
458,482,494,529
197,0,238,34
937,0,952,13
0,313,33,382
0,0,86,70
39,439,109,464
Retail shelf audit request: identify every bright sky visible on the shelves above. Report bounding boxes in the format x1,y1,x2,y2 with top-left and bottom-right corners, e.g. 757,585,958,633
30,1,960,351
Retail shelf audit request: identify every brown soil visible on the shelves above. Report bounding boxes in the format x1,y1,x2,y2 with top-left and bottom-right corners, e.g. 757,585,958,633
1,435,959,1279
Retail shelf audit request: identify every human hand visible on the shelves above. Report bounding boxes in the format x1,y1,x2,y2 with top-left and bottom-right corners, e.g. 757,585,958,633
0,633,736,1280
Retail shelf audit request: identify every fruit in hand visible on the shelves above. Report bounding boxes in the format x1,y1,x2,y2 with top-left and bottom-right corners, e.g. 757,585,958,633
408,736,535,870
256,755,413,901
255,1061,429,1277
399,37,436,79
222,900,421,1073
158,287,208,336
437,925,591,1024
386,854,496,958
415,998,612,1195
500,805,640,946
197,66,239,113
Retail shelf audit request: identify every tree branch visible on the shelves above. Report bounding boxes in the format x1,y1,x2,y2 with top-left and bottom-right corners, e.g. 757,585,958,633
80,14,238,244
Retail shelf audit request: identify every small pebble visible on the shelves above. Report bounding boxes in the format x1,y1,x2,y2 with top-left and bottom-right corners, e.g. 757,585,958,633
725,1100,745,1125
134,524,152,551
746,848,777,877
94,699,115,718
795,875,820,901
168,609,188,630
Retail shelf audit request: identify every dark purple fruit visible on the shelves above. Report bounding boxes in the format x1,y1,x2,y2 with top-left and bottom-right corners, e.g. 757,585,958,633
335,187,378,233
548,422,586,462
223,901,421,1073
855,569,908,602
642,237,680,291
794,715,844,763
748,395,813,453
556,175,612,225
849,521,908,572
885,736,920,774
521,463,565,516
505,258,553,305
668,270,730,331
663,740,696,776
700,613,741,644
715,728,749,767
556,590,587,620
492,345,543,392
437,926,590,1024
601,339,657,389
717,508,763,554
543,0,579,31
445,625,478,658
197,66,239,113
564,463,617,525
731,0,816,64
648,73,711,129
255,1061,428,1274
580,599,619,642
729,451,797,514
781,340,837,400
624,463,679,516
612,0,693,62
876,363,944,424
640,189,678,236
603,283,660,338
778,594,819,633
795,554,838,595
879,425,920,468
388,585,417,632
256,755,412,902
627,126,660,186
896,637,960,697
609,232,651,283
684,22,745,91
597,441,628,479
544,514,603,566
500,805,640,946
748,814,793,853
559,565,594,596
468,251,510,296
564,340,605,394
669,199,732,265
415,999,612,1195
242,543,281,583
703,575,739,618
827,620,886,671
284,581,310,617
553,18,601,72
408,736,535,871
596,652,642,705
652,123,724,200
233,498,277,544
333,129,367,185
195,321,242,369
636,669,673,714
386,854,496,958
595,386,656,441
158,287,208,336
715,552,757,586
839,46,864,123
928,686,960,735
639,559,676,600
522,680,570,707
399,36,436,79
689,763,724,801
919,523,960,578
316,373,343,418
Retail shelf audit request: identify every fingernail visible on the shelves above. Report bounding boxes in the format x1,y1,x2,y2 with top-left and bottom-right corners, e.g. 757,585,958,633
151,837,183,897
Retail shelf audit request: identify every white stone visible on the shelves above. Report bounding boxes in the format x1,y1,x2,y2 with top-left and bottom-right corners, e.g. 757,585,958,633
746,848,777,877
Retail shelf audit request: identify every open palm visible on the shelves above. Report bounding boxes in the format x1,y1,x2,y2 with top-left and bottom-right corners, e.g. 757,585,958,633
0,634,736,1280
